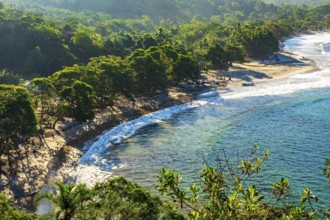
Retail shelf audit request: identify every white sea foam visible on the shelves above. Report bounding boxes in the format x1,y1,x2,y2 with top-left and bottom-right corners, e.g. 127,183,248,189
79,98,216,165
73,32,330,185
69,93,224,184
321,43,330,55
72,164,116,187
222,33,330,101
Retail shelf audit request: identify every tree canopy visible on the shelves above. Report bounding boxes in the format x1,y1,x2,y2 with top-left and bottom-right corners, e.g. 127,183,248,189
0,85,38,155
157,147,330,219
34,177,184,220
0,1,329,217
0,193,38,219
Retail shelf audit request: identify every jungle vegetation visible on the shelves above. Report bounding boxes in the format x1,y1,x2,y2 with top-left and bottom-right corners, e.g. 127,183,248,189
0,0,330,218
2,147,330,219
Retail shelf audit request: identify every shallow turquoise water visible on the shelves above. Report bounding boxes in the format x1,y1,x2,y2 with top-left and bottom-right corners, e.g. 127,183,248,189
76,33,330,208
108,88,330,206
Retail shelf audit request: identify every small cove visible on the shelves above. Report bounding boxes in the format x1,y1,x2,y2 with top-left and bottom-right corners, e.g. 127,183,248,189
73,32,330,208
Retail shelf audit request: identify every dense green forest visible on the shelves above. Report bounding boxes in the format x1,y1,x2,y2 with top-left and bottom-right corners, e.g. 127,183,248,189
1,0,330,218
3,0,281,22
264,0,329,6
3,0,330,23
1,0,329,77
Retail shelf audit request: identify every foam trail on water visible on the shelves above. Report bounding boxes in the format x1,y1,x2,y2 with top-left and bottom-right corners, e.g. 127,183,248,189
321,43,330,55
73,32,330,185
221,32,330,101
79,96,222,166
71,95,223,185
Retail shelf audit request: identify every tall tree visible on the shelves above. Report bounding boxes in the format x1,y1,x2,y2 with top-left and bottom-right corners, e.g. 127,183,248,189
86,55,135,106
71,29,103,62
238,24,279,58
31,77,56,125
127,48,167,92
206,44,230,70
172,55,200,83
0,85,38,158
60,80,95,122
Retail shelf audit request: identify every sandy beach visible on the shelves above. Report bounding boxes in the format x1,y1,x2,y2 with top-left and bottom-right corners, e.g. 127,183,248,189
0,51,318,211
204,52,317,85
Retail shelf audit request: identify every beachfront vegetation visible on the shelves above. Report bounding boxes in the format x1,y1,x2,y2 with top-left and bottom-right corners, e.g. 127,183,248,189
28,45,200,123
0,0,330,217
156,147,325,219
2,147,330,219
33,177,183,220
0,193,38,219
1,0,327,131
0,85,38,167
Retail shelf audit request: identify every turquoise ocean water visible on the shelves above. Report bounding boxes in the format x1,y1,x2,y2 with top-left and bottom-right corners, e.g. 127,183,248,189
75,33,330,207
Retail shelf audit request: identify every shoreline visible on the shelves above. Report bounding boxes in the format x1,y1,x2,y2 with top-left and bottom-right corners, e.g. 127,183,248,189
227,51,318,85
0,51,319,211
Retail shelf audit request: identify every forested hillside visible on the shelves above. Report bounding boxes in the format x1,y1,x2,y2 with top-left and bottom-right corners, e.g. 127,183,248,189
0,0,329,77
0,6,77,76
264,0,329,6
3,0,329,31
0,0,330,219
0,0,301,22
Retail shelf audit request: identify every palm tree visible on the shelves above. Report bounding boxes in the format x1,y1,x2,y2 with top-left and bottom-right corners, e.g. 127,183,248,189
34,182,90,220
300,188,318,212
